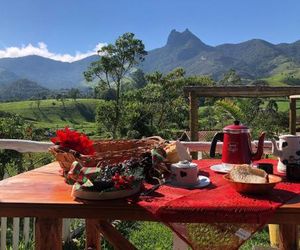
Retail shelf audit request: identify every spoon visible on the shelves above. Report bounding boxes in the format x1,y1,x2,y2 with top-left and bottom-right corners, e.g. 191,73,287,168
141,179,169,196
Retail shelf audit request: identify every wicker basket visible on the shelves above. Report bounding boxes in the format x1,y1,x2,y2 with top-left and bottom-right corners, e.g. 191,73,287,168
49,136,165,173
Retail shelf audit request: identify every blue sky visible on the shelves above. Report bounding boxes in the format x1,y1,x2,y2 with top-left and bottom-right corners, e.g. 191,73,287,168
0,0,299,62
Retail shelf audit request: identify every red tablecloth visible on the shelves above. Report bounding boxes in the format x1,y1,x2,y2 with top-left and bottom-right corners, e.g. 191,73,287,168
137,159,300,250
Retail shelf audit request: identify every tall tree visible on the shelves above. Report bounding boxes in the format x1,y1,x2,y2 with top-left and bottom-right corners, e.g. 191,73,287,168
124,68,215,137
68,88,80,101
84,33,147,138
219,69,242,86
130,69,147,89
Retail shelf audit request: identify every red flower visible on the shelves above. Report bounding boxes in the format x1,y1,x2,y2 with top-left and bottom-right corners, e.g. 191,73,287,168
112,173,135,190
51,127,95,155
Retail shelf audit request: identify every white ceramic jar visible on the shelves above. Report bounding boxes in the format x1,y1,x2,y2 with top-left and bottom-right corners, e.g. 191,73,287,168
272,135,300,173
170,160,198,186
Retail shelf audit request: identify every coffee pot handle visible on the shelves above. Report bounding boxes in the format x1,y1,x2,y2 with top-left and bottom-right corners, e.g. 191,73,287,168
210,132,224,158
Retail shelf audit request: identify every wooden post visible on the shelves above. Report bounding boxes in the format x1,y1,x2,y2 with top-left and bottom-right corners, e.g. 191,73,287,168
189,91,198,159
278,224,298,250
12,217,20,250
289,96,297,135
35,217,62,250
85,219,101,250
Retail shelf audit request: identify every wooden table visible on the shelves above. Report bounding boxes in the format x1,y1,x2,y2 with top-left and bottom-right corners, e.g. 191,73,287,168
0,162,299,250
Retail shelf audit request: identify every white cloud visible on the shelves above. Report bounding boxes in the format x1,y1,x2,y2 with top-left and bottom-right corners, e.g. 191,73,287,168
0,42,106,62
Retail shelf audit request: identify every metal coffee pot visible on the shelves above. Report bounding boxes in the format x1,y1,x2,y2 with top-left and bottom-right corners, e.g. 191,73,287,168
210,121,265,165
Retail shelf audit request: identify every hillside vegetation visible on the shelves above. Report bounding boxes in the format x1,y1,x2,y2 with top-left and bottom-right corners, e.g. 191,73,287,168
264,68,300,86
0,98,98,134
0,79,50,101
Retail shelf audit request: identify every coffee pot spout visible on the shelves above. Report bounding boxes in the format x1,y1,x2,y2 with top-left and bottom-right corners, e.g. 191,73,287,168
251,132,266,161
271,138,282,158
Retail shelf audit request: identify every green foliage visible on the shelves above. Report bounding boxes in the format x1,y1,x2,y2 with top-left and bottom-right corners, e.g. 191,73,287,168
198,106,219,130
0,111,54,178
129,222,173,250
283,73,300,85
263,68,300,86
128,222,270,250
68,88,80,101
219,69,242,86
0,99,98,135
130,68,147,89
84,32,147,138
129,68,214,135
250,79,269,86
0,112,26,178
95,100,116,137
211,98,289,138
215,99,245,122
240,227,270,250
123,101,155,137
0,79,50,101
91,66,215,139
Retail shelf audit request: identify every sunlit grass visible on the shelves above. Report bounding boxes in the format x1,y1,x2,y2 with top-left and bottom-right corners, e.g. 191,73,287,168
0,98,98,134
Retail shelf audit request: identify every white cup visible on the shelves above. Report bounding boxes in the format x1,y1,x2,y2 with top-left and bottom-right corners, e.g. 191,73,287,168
170,161,198,186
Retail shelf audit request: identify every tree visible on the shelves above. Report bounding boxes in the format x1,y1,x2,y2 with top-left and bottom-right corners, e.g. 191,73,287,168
123,68,215,138
251,79,269,86
95,100,116,136
84,32,147,138
143,68,186,130
56,93,66,111
213,98,288,137
219,69,242,86
0,112,26,178
130,69,147,89
68,88,80,101
35,98,41,110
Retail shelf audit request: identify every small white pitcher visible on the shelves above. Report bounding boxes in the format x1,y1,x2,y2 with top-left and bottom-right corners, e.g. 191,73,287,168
271,134,300,173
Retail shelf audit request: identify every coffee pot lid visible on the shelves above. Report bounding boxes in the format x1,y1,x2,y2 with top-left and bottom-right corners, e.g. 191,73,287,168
172,160,197,168
223,120,250,133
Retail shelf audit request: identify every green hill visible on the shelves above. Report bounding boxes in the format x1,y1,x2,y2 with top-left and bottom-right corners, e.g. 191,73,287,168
0,98,98,134
142,29,300,80
264,64,300,86
0,79,50,101
0,55,99,89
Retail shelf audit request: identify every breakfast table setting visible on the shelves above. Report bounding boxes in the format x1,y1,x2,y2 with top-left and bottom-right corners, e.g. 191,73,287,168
0,123,300,250
48,124,300,250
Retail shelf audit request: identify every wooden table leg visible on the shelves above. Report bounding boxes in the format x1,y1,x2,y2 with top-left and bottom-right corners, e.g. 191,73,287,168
278,224,298,250
35,217,62,250
97,220,136,250
86,219,101,250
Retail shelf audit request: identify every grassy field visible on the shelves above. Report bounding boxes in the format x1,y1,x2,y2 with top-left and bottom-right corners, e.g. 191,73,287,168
128,222,271,250
1,97,298,136
264,65,300,86
0,98,98,134
200,98,300,113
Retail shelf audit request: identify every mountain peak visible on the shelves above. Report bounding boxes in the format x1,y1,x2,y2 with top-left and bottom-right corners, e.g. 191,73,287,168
166,29,210,50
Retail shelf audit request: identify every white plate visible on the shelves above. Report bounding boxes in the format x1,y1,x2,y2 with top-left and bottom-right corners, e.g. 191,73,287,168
210,164,233,174
71,183,141,200
169,175,210,189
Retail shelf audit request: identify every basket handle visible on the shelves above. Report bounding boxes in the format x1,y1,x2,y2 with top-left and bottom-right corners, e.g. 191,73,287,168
142,136,165,144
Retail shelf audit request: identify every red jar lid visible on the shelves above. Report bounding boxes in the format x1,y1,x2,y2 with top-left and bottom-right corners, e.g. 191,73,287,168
223,121,250,134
